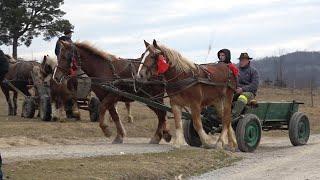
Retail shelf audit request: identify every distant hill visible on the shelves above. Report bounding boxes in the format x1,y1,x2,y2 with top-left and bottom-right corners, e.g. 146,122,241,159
250,51,320,88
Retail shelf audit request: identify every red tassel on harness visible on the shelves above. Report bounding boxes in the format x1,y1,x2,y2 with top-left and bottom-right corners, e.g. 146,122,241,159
228,63,239,77
70,57,78,76
157,55,169,74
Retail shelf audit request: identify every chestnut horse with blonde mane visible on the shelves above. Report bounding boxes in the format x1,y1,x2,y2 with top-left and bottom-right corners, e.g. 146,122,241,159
138,40,238,149
56,41,171,144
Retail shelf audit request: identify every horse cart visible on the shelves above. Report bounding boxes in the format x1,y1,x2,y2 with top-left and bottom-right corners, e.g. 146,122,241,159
97,83,310,152
20,70,100,122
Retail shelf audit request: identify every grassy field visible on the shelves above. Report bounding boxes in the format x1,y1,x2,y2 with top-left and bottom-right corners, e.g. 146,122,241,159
3,148,240,180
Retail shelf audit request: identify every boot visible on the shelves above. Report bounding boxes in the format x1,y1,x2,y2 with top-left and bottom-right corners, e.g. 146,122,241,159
232,100,246,119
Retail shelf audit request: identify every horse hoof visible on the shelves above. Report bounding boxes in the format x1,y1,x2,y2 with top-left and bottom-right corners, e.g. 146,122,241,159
104,128,112,138
112,137,124,144
149,137,161,144
223,145,236,152
202,144,217,149
163,132,172,143
127,116,134,123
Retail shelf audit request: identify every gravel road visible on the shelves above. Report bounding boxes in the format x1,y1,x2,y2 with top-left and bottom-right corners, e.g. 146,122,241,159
192,134,320,180
0,138,173,163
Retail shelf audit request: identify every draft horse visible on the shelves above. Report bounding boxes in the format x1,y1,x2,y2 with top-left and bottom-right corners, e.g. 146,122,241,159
56,41,171,144
138,40,238,149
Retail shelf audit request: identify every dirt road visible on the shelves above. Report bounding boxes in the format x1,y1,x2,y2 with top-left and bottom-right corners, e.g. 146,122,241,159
193,134,320,180
0,138,173,163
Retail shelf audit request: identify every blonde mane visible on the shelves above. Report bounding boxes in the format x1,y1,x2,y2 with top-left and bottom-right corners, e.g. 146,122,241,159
44,55,57,69
74,41,118,61
158,44,196,73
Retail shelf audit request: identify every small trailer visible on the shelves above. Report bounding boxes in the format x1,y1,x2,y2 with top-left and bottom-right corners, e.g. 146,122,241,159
99,84,310,152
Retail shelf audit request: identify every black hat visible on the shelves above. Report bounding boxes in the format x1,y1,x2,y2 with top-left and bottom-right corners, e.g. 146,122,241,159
238,52,252,60
64,29,74,35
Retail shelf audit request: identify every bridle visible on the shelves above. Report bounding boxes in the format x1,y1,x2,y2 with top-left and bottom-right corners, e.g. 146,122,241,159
137,49,163,77
53,43,82,84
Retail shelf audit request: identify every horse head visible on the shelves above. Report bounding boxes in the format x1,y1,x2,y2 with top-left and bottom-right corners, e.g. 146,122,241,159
137,39,168,80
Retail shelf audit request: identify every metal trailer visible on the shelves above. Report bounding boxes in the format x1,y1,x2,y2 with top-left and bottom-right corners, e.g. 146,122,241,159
99,84,310,152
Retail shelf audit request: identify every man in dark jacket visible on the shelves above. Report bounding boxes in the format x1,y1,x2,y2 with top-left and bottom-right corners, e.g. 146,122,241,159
54,29,74,118
55,29,73,57
217,49,231,64
0,49,9,82
232,52,259,118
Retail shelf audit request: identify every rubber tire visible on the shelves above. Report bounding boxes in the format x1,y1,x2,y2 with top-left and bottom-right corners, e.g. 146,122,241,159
236,114,262,152
21,97,36,118
183,119,202,147
39,95,52,121
289,112,310,146
89,97,100,122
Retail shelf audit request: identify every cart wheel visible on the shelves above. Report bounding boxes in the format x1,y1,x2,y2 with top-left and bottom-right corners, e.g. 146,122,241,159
289,112,310,146
21,97,36,118
39,95,52,121
89,97,100,122
236,114,261,152
183,119,202,147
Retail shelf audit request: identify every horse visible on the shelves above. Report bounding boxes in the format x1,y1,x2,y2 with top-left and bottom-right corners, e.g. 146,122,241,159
0,50,9,83
0,54,40,116
40,55,133,122
137,40,238,150
56,41,171,144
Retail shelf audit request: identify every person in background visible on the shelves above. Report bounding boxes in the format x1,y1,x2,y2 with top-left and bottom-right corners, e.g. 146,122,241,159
217,49,232,64
54,29,74,118
232,52,259,118
55,29,74,57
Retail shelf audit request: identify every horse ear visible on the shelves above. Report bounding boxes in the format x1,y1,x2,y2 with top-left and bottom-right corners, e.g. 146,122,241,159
153,39,160,49
60,40,70,48
144,40,150,48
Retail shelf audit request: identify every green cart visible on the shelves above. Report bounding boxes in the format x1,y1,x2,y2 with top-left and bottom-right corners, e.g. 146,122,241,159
183,101,310,152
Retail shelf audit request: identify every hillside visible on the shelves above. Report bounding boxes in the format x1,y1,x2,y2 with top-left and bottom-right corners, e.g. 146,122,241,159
251,51,320,88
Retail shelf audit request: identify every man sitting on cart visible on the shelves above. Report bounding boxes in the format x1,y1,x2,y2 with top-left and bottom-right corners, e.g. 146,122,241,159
232,52,259,118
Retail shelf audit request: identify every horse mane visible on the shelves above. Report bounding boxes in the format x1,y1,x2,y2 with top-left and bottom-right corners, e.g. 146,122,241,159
43,55,57,69
74,41,118,61
158,44,196,73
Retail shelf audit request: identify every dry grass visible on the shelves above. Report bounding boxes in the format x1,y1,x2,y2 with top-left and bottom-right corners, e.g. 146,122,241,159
3,148,240,180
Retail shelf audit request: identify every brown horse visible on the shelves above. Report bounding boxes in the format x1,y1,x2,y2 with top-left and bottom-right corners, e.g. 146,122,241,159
56,41,171,144
0,54,40,116
40,55,132,122
137,40,237,149
33,55,80,121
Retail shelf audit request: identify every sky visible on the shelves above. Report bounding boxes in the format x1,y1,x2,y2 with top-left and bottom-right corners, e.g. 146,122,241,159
1,0,320,63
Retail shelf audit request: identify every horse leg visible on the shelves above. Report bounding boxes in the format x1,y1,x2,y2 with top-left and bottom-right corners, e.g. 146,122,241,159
190,103,215,149
98,96,114,138
13,91,18,116
171,104,186,147
109,105,126,144
125,102,133,123
149,107,171,144
213,99,229,149
1,87,13,116
52,101,58,121
71,99,81,120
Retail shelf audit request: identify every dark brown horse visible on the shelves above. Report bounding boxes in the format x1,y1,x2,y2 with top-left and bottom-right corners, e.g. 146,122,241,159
0,54,40,116
57,41,171,144
138,40,237,149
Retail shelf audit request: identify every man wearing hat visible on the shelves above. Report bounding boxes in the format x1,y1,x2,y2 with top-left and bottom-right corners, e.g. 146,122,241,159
55,29,74,57
232,52,259,118
54,29,74,118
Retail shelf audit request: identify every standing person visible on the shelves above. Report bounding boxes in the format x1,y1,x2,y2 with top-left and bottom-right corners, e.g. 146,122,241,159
54,29,74,118
55,29,74,57
232,52,259,118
